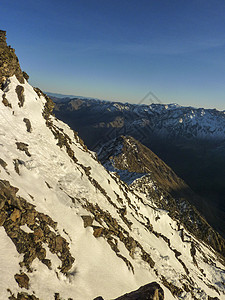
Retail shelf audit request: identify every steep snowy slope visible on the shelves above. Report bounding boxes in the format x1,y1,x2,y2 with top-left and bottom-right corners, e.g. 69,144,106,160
53,92,225,241
97,136,225,259
0,31,225,300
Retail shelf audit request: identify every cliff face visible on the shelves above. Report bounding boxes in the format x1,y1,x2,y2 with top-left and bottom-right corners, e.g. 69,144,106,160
0,30,24,88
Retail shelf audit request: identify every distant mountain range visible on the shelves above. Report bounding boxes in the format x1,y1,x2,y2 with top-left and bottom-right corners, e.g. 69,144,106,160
52,97,225,239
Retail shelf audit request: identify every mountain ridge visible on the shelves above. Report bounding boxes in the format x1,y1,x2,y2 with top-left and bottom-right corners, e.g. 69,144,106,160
53,97,225,239
0,30,225,300
98,135,225,259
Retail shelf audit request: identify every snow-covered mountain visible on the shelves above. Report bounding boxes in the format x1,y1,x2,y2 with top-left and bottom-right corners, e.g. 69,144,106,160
53,96,225,241
97,136,225,258
1,30,225,300
53,98,225,143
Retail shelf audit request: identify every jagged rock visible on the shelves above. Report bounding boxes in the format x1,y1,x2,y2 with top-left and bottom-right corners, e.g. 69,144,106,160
23,118,32,132
2,93,12,108
114,282,164,300
54,293,60,300
36,246,46,260
41,258,52,269
0,30,24,88
81,215,93,228
0,180,22,210
9,292,39,300
16,142,31,157
92,226,104,238
25,211,36,225
160,276,182,297
0,179,74,276
55,235,64,252
10,208,21,222
33,228,44,243
0,157,7,170
94,282,164,300
22,71,29,81
16,85,25,107
14,273,29,289
13,159,20,174
0,210,7,225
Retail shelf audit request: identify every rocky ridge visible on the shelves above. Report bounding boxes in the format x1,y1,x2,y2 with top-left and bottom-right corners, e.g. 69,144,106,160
0,30,25,88
98,135,225,260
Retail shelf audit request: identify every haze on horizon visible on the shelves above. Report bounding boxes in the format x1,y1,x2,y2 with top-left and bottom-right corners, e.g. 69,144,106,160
1,0,225,111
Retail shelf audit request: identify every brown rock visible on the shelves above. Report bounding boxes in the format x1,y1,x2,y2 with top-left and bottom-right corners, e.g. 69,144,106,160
93,226,103,238
33,228,44,243
14,273,29,289
114,282,164,300
16,292,39,300
55,235,64,252
16,142,31,157
16,85,25,107
36,247,46,260
2,93,12,108
10,208,21,222
0,211,7,226
0,31,25,88
23,118,32,133
22,71,29,81
81,215,93,228
41,258,52,269
25,211,36,225
0,157,7,170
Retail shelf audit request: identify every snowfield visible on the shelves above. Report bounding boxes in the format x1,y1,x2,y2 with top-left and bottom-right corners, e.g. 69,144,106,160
0,76,225,300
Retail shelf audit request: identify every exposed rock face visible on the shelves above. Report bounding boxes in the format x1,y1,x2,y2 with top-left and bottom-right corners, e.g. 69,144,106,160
2,92,12,107
94,282,164,300
0,30,24,88
0,180,75,275
14,273,29,289
16,142,31,157
16,85,25,107
9,292,39,300
114,282,164,300
23,118,32,132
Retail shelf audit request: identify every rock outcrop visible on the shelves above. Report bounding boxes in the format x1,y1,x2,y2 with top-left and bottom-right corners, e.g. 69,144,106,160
94,282,164,300
0,30,25,88
98,136,225,261
0,180,75,274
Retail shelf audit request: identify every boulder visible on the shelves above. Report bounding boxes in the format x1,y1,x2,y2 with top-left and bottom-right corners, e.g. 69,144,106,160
14,273,29,289
81,215,93,228
114,282,164,300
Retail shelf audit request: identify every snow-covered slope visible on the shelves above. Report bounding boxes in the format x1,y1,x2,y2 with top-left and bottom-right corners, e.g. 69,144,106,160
0,76,225,300
97,135,225,260
0,33,225,300
53,96,225,242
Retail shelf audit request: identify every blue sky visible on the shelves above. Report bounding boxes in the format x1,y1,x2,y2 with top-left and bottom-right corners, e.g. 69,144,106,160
1,0,225,110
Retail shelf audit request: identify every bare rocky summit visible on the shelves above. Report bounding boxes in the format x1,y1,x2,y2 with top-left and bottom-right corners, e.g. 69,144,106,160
0,30,25,88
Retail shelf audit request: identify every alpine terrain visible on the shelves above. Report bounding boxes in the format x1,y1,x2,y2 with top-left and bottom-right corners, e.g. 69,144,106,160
53,97,225,239
0,30,225,300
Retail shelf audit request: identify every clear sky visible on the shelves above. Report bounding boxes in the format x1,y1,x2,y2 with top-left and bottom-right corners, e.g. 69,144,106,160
1,0,225,110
